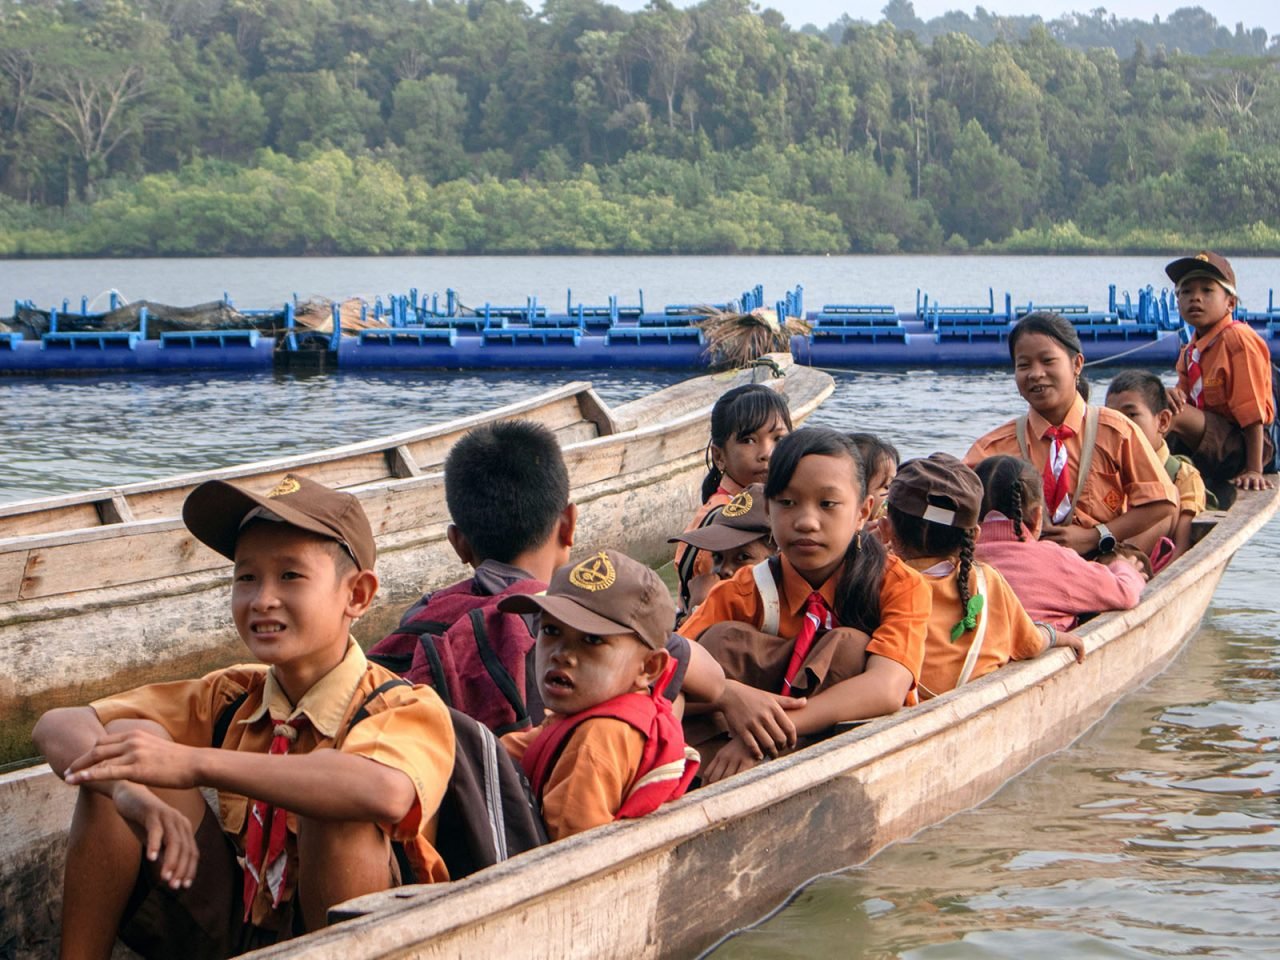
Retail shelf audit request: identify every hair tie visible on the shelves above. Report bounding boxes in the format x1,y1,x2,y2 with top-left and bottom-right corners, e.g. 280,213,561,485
950,594,985,642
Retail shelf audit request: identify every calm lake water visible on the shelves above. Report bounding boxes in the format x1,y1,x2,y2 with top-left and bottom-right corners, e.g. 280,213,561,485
3,255,1278,958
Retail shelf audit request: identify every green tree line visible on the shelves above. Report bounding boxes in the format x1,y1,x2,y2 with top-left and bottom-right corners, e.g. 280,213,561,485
2,0,1280,256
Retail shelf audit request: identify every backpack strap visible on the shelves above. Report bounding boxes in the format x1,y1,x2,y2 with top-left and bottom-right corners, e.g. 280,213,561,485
675,504,725,609
469,608,529,735
368,619,452,707
347,677,414,728
954,565,990,689
1017,406,1099,526
752,557,782,636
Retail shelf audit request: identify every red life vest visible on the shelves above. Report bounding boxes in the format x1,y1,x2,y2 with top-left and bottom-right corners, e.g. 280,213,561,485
368,570,544,735
520,663,699,821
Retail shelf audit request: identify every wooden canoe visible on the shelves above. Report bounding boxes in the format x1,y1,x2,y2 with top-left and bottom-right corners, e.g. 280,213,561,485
2,489,1275,959
0,357,833,764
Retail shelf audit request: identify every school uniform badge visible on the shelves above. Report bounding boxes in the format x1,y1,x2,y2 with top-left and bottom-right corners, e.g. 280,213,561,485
267,476,302,498
722,491,753,518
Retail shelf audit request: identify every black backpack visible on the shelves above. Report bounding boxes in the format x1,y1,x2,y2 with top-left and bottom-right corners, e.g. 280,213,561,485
213,678,547,882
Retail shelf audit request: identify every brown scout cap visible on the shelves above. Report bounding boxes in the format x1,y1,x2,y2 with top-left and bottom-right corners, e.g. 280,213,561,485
498,548,674,650
668,483,771,553
887,453,983,530
183,472,377,571
1165,251,1238,297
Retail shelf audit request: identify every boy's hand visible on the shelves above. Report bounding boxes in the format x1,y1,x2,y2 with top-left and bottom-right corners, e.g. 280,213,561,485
1040,523,1097,554
111,782,201,889
1057,631,1087,664
702,737,764,785
718,680,805,760
66,730,204,790
1166,387,1187,415
1233,470,1275,491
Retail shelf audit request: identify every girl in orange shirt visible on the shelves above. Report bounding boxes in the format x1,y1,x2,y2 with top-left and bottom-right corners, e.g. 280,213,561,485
679,428,930,782
883,453,1085,700
964,312,1176,555
674,384,792,610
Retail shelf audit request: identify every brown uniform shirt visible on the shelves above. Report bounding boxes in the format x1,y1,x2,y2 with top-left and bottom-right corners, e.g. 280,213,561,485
93,643,455,928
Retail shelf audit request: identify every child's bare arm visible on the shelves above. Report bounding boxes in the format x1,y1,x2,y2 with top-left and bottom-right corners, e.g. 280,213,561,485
679,640,726,708
786,655,914,736
716,679,806,759
66,730,417,824
1172,511,1195,558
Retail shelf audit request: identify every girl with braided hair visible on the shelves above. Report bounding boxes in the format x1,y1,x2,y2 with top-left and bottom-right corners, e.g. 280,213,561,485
884,454,1086,700
974,455,1146,633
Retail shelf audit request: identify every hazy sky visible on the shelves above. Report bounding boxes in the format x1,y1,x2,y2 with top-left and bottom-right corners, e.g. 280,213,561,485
610,2,1280,37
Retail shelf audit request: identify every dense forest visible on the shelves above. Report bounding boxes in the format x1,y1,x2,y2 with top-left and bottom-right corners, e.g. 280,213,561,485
1,0,1279,256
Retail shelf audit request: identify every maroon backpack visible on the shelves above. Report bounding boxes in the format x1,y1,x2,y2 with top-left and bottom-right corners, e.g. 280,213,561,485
368,574,545,735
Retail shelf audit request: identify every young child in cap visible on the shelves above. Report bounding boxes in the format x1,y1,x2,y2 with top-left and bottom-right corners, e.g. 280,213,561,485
883,453,1086,700
369,420,719,733
498,549,699,840
33,474,455,958
1106,369,1209,562
1164,251,1276,491
669,483,776,614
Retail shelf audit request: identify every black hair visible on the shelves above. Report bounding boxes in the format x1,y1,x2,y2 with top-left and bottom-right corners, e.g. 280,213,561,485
764,428,885,634
886,504,977,628
237,518,359,578
444,420,569,564
974,455,1043,542
1105,368,1169,414
701,384,794,502
848,432,901,481
1008,311,1090,402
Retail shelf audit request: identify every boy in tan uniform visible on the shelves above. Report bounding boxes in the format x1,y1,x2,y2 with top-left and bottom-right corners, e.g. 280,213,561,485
33,474,454,959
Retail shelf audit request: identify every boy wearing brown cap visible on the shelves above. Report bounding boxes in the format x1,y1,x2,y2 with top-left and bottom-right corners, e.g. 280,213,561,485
1164,251,1276,491
882,454,1085,699
669,484,776,613
498,549,699,840
32,474,455,959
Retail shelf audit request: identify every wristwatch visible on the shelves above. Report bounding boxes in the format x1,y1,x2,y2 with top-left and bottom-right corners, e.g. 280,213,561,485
1095,523,1117,554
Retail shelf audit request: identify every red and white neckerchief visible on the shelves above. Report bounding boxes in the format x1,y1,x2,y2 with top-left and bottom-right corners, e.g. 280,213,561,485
241,718,302,920
781,592,834,696
1185,344,1205,410
1042,424,1075,524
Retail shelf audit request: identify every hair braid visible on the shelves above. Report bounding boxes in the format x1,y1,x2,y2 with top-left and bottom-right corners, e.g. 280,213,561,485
1010,475,1025,542
956,531,976,616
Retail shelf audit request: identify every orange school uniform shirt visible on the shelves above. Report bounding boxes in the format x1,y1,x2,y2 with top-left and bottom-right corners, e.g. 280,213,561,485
908,557,1044,699
1155,439,1207,518
502,715,645,841
677,552,930,698
964,393,1177,527
1176,314,1275,428
673,476,744,578
92,643,455,929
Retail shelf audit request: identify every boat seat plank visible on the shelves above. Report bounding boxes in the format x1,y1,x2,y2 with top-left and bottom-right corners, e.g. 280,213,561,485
95,494,135,525
386,446,421,479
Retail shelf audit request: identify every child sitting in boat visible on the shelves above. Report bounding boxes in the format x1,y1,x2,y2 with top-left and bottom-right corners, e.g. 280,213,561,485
1162,251,1276,492
498,549,699,840
850,431,900,542
669,483,775,613
883,453,1087,700
675,384,792,612
973,455,1146,631
1106,369,1209,562
678,428,931,783
32,474,455,957
964,312,1177,556
368,420,720,733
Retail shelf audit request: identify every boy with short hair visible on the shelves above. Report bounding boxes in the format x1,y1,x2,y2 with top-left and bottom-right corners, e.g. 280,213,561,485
33,474,454,959
1106,369,1208,560
370,419,718,733
498,549,699,840
1164,251,1276,491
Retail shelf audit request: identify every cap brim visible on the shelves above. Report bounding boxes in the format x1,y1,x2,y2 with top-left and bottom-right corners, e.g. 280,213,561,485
182,479,351,562
669,524,769,552
497,593,636,640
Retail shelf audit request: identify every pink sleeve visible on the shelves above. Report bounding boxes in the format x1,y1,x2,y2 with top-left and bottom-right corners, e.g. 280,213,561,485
1060,550,1143,616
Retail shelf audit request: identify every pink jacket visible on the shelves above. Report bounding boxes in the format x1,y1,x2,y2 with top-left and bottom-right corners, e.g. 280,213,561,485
975,516,1144,630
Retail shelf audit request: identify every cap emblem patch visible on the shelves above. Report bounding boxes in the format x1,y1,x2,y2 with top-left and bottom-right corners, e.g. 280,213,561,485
569,552,616,592
1196,252,1210,262
722,491,753,518
267,476,301,498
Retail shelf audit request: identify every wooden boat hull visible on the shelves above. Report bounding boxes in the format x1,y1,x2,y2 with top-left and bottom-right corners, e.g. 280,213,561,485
0,359,833,764
2,488,1275,959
